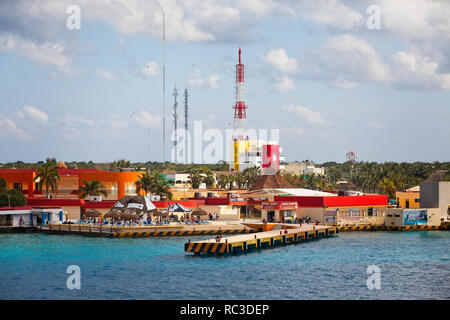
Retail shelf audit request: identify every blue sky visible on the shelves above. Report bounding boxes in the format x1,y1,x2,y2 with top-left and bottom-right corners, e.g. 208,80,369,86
0,0,449,164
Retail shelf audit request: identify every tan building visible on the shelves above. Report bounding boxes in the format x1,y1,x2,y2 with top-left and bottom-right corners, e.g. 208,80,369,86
385,208,441,227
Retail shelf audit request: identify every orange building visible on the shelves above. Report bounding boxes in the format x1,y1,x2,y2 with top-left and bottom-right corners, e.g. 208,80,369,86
395,186,420,209
0,167,144,200
0,169,36,197
78,171,144,200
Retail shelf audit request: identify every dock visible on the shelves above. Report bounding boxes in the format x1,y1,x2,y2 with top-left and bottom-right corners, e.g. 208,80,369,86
41,222,257,238
184,225,338,255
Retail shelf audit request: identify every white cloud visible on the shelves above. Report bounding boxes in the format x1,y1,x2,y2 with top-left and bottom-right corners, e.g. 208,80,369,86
295,0,363,30
60,114,94,127
0,32,78,75
282,105,326,125
367,121,383,129
377,0,450,42
0,117,31,140
142,61,159,77
188,71,220,89
262,49,299,74
96,68,120,81
281,126,305,137
302,34,390,88
390,51,450,90
274,76,295,92
17,106,49,123
332,78,358,89
134,110,162,128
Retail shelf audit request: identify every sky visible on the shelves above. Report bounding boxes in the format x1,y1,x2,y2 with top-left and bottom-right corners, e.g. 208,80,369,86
0,0,449,164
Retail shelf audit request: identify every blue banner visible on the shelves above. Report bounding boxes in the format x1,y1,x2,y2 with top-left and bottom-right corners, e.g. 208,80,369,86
404,209,427,225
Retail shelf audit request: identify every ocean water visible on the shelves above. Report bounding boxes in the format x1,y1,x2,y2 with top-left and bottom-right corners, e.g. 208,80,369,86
0,231,449,300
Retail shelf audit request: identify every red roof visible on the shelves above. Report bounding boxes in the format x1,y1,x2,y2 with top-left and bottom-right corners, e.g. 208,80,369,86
0,169,36,173
26,198,85,207
0,206,33,211
57,169,102,176
0,168,102,176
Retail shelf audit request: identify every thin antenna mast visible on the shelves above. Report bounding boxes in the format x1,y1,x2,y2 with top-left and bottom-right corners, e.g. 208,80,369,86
162,10,166,164
184,89,189,164
173,86,178,163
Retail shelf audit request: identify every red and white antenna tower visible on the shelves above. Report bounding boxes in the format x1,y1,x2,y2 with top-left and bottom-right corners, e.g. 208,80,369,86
232,48,248,141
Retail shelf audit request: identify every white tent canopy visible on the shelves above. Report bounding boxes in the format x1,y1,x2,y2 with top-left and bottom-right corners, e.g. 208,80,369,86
162,203,192,213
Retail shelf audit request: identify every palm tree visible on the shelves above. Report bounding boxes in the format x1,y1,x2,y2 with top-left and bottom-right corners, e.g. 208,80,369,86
235,172,246,189
202,170,216,189
35,158,60,198
217,174,229,189
136,169,153,195
188,169,203,189
242,166,261,189
149,171,173,200
0,177,6,193
136,170,172,200
110,159,131,171
77,179,108,199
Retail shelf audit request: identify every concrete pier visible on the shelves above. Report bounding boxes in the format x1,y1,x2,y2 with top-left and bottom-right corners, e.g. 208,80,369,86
184,225,338,255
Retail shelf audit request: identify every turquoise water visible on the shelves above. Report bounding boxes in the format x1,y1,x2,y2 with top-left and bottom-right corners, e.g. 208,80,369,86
0,231,449,299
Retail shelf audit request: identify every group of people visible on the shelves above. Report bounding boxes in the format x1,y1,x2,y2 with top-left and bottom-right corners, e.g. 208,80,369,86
208,212,219,221
293,216,311,225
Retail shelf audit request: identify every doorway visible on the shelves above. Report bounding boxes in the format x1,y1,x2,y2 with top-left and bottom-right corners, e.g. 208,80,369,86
268,211,275,222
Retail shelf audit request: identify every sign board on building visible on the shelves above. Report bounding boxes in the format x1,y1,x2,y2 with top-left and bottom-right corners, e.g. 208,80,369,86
261,202,298,210
404,209,427,225
324,209,337,223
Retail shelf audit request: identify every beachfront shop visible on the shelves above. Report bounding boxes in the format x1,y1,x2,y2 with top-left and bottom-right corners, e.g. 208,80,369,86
0,207,64,227
274,195,389,226
385,208,441,227
32,207,65,226
261,201,298,223
0,207,35,227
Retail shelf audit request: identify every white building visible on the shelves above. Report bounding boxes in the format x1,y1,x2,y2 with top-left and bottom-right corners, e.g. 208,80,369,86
282,161,324,176
229,139,285,173
0,207,64,227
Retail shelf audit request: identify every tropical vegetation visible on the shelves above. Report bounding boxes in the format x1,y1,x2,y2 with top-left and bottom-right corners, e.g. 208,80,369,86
281,161,450,199
34,158,61,198
0,178,26,207
136,169,172,200
77,179,108,199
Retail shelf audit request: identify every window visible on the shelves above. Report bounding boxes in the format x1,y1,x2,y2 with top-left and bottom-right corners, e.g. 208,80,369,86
415,198,420,203
368,207,374,217
13,183,23,191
